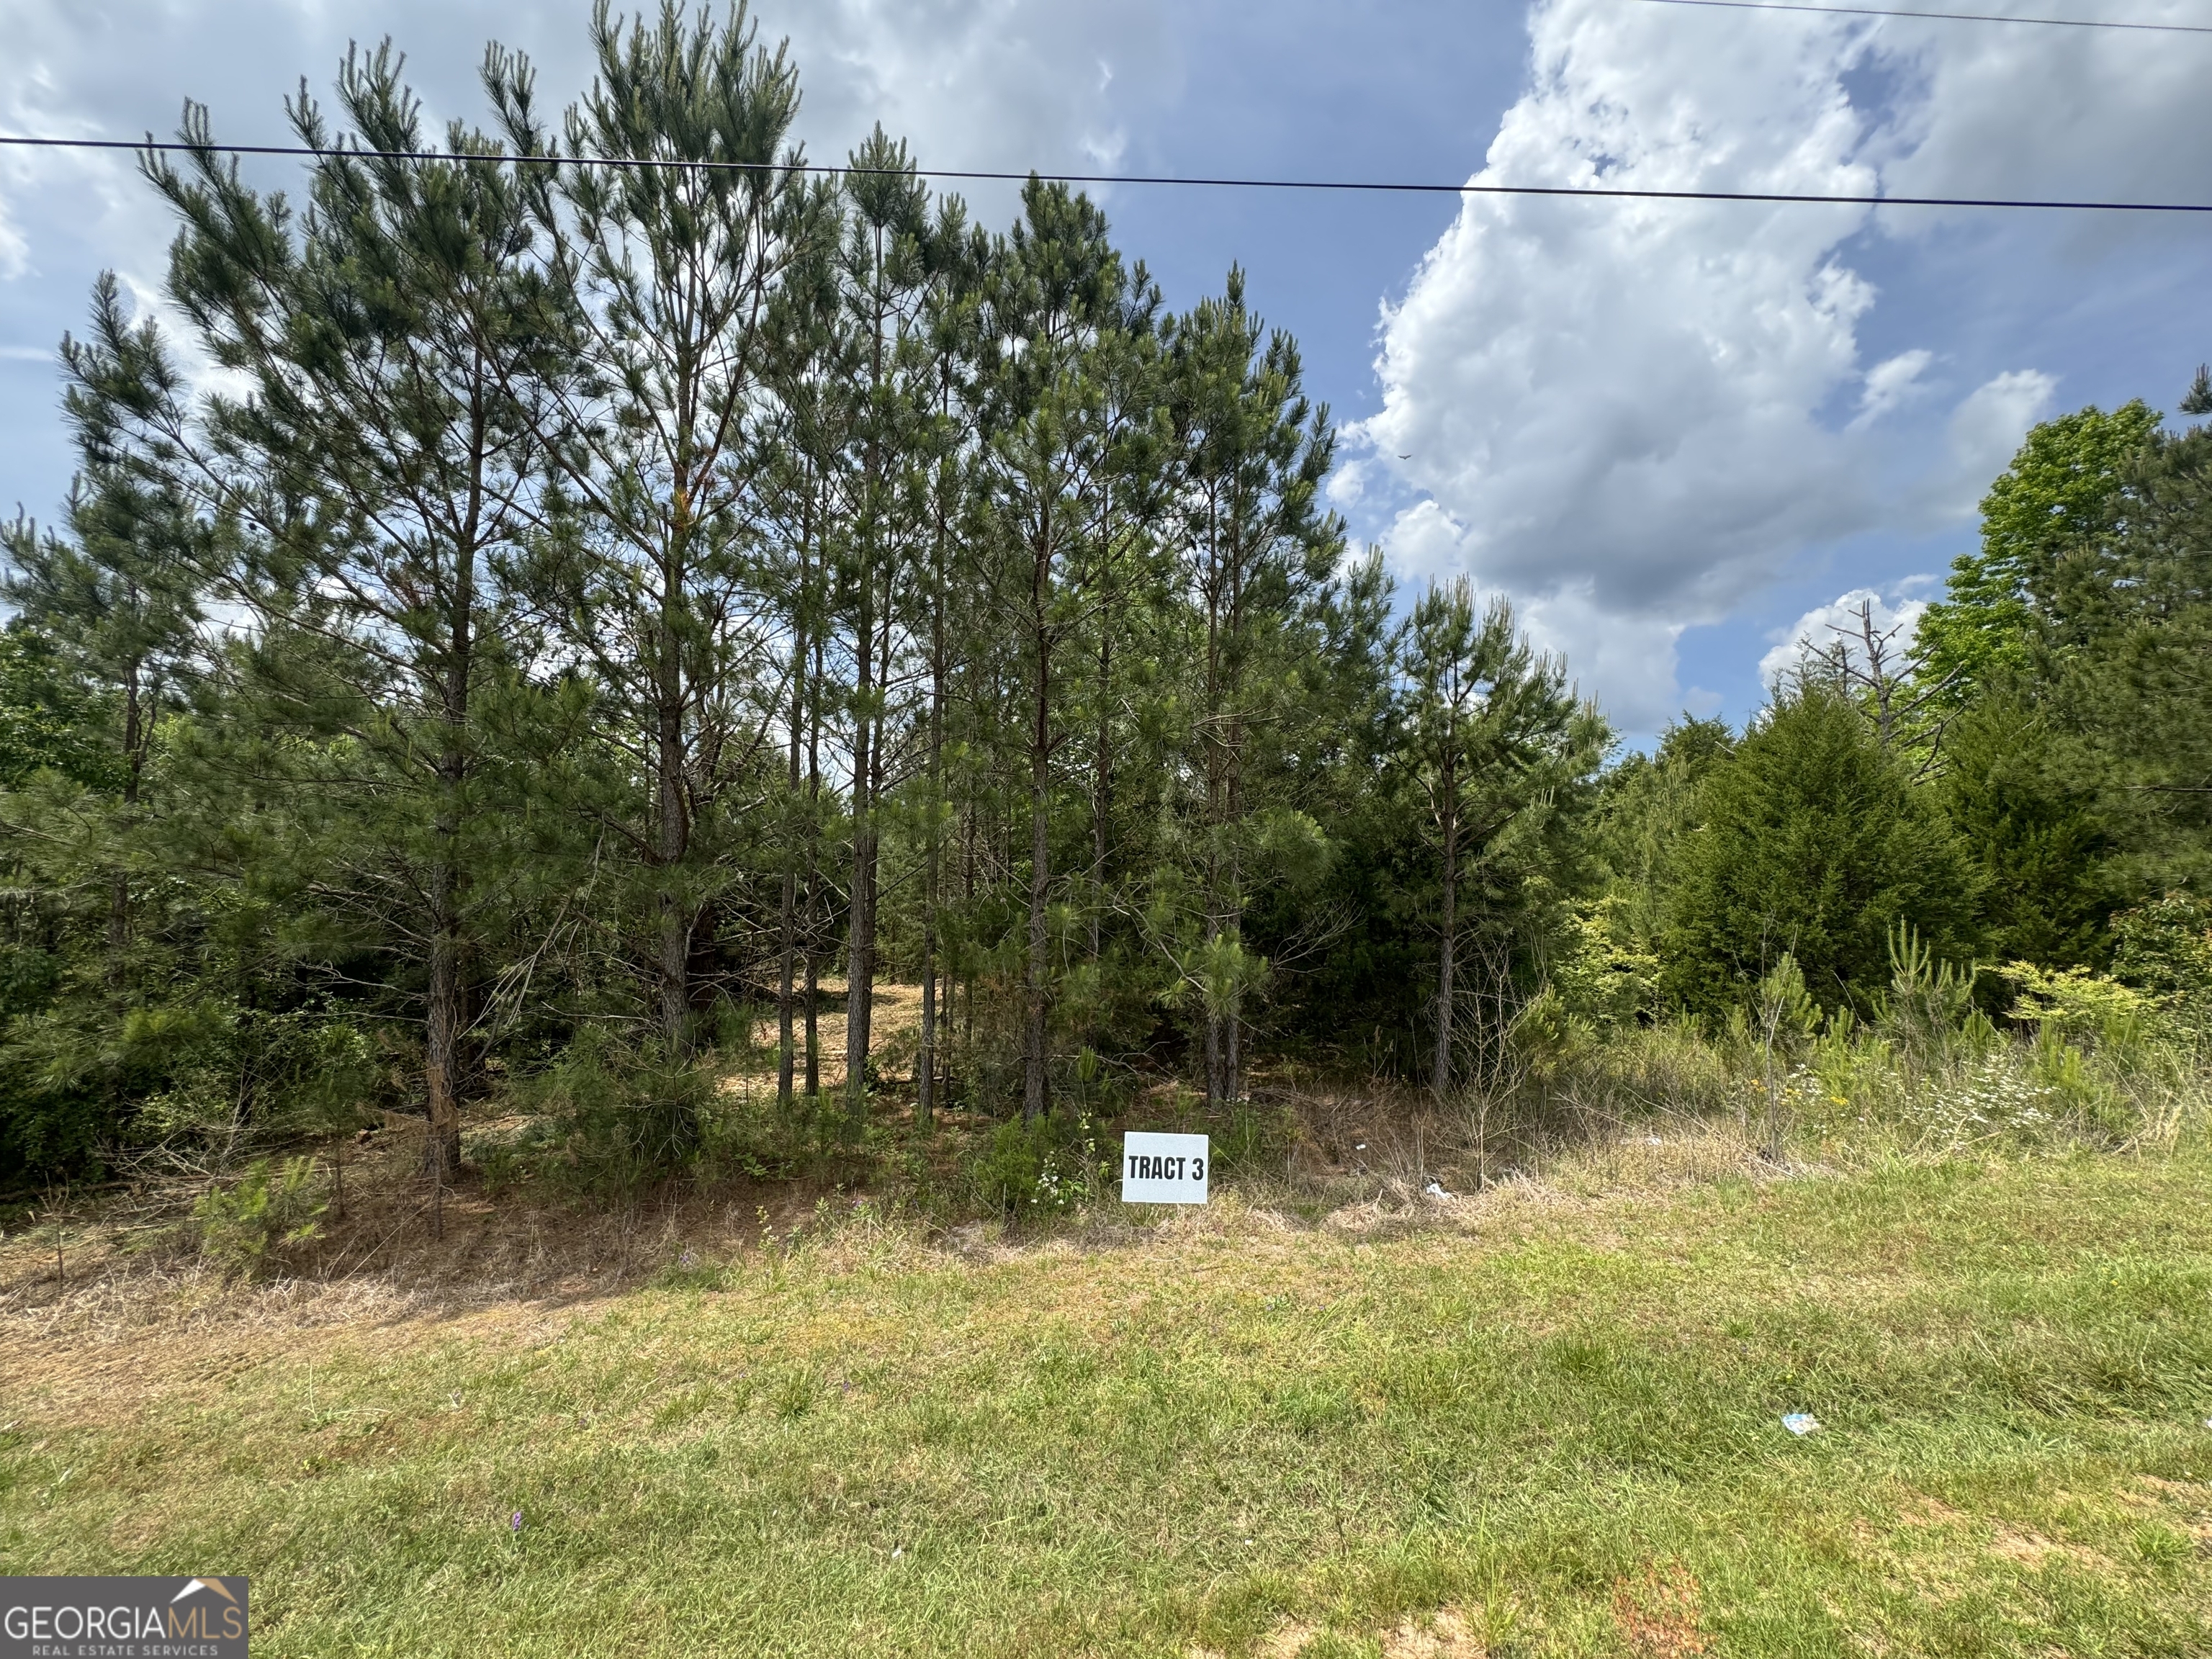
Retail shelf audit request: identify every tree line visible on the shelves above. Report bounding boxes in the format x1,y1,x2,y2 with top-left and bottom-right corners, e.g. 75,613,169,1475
3,1,2206,1196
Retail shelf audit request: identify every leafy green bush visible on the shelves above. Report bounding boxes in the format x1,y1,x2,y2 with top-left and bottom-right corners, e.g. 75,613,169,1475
971,1113,1110,1218
192,1156,326,1277
2111,893,2212,1036
508,1026,711,1195
1548,895,1661,1030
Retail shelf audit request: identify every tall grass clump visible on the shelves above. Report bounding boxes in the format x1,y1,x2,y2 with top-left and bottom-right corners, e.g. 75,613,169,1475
1410,916,2211,1194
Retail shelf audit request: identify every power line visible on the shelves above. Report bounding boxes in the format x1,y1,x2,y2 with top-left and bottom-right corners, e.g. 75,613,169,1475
1635,0,2212,33
2,131,2209,215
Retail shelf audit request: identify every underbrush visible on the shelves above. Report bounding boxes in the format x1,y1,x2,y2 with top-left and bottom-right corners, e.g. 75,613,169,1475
1411,924,2212,1197
9,936,2209,1315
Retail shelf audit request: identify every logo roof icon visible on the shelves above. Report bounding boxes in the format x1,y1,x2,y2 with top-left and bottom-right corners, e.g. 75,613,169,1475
170,1578,240,1606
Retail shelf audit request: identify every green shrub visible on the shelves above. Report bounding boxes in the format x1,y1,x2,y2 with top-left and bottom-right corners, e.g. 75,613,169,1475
1662,685,1978,1016
971,1113,1109,1218
2111,893,2212,1036
2000,961,2162,1050
508,1026,711,1196
192,1156,326,1277
1549,895,1661,1030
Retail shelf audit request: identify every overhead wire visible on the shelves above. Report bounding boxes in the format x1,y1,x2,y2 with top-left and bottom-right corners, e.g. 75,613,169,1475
1634,0,2212,34
0,133,2209,215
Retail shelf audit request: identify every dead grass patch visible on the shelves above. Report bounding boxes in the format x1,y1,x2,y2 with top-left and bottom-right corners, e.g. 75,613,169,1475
1895,1491,2118,1575
1611,1563,1707,1658
731,978,925,1092
1380,1607,1485,1658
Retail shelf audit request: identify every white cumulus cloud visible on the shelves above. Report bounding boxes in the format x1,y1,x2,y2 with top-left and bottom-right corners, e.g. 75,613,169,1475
1923,368,2058,517
1853,349,1932,428
1354,0,2193,730
0,0,1174,516
0,0,1173,301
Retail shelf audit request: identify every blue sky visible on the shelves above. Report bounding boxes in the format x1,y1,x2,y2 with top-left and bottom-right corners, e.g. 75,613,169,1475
5,0,2210,739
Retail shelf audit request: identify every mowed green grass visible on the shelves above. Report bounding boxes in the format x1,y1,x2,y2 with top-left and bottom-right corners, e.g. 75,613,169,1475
5,1152,2212,1656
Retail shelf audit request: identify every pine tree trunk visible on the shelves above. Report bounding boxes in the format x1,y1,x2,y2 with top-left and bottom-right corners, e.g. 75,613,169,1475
1022,524,1053,1124
657,569,689,1049
804,634,824,1102
804,891,822,1102
1203,961,1225,1107
1433,793,1457,1104
920,361,959,1127
106,656,141,988
778,611,803,1110
778,857,798,1108
961,797,977,1043
919,593,945,1125
919,932,937,1121
1091,626,1111,964
863,608,891,1064
424,685,467,1180
1224,689,1245,1107
844,586,876,1131
426,886,462,1179
1201,511,1227,1110
845,261,892,1133
1025,723,1051,1123
426,528,476,1179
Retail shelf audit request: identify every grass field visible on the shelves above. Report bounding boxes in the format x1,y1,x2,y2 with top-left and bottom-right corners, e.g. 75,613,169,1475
4,1143,2212,1656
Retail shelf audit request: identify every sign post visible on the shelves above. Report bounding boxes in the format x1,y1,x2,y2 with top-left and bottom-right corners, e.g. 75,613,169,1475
1120,1131,1210,1205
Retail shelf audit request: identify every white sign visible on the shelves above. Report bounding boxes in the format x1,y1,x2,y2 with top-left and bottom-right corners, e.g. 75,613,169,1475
1121,1131,1210,1205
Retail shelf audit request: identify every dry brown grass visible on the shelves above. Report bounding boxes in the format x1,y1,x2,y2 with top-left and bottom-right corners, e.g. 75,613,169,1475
0,1117,846,1354
729,977,926,1092
0,991,1838,1421
0,1073,1805,1384
1610,1563,1708,1658
1196,1607,1487,1658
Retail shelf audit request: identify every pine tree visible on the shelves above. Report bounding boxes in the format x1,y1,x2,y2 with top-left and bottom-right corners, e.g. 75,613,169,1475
752,196,846,1112
1664,685,1977,1014
2034,419,2212,895
973,180,1162,1121
1938,692,2111,968
145,48,576,1174
4,276,205,985
493,0,823,1052
1396,581,1606,1100
1163,267,1341,1107
830,128,932,1130
909,197,991,1125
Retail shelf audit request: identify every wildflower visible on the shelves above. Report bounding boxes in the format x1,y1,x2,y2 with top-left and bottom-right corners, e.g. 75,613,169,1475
511,1510,524,1534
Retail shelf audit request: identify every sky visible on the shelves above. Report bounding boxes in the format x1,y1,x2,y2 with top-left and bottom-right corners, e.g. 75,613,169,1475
4,0,2211,741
